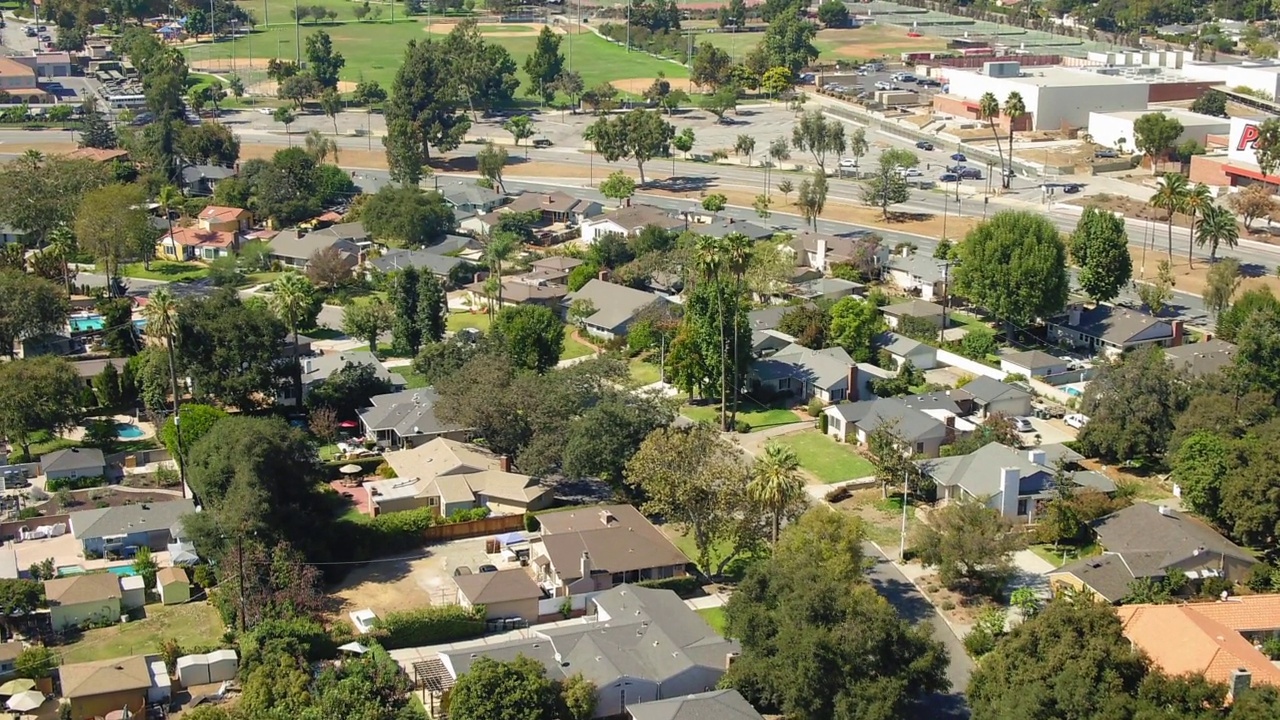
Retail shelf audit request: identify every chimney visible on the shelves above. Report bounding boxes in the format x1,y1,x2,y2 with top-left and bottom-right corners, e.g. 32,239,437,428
580,551,592,579
1170,319,1184,347
815,237,828,271
473,270,489,285
725,651,740,669
597,269,611,282
999,467,1020,519
499,455,511,473
900,245,911,257
1029,449,1047,466
1231,668,1252,698
1204,332,1213,342
1068,305,1082,326
944,414,956,444
847,365,858,402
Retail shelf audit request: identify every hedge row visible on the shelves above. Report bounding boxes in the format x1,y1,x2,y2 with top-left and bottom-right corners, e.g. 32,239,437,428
46,475,108,492
377,605,486,650
637,575,702,598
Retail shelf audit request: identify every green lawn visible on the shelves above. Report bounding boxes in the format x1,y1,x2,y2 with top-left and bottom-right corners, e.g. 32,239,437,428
446,311,491,333
560,327,596,361
398,366,430,389
1030,542,1100,569
241,271,285,287
696,606,727,635
775,429,877,484
681,401,802,430
119,261,210,282
60,602,225,664
629,357,663,386
303,326,346,340
947,312,988,330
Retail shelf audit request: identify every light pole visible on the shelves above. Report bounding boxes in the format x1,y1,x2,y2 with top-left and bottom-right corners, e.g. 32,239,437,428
293,0,300,64
898,468,909,561
626,2,630,52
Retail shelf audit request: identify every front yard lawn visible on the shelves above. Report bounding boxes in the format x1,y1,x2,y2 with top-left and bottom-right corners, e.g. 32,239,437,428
60,602,224,664
398,366,430,389
446,312,491,333
681,401,802,430
560,327,596,361
697,607,727,635
1030,542,1100,569
119,261,209,282
629,357,663,386
775,429,877,484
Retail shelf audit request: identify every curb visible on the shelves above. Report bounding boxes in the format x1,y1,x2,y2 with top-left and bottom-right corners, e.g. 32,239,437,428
867,540,970,640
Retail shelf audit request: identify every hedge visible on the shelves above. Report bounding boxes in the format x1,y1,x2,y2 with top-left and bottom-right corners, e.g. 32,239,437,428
637,575,701,598
46,475,108,492
377,605,486,650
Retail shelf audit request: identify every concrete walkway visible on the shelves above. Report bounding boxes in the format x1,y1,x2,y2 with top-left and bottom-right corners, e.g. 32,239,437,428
685,593,729,611
729,421,811,458
803,475,875,503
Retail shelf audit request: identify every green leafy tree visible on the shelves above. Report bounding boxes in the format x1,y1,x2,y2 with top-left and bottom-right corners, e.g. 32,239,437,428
1133,111,1184,176
476,142,508,193
861,152,910,219
75,182,155,278
78,98,118,149
342,299,393,353
389,265,424,356
175,289,288,410
132,546,158,590
0,580,46,642
0,357,81,460
13,645,57,679
1218,287,1280,342
599,171,636,207
758,11,819,73
796,167,828,230
910,499,1024,593
361,185,456,247
449,655,558,720
1203,257,1242,319
816,0,850,26
0,155,112,246
561,391,674,491
1136,260,1175,314
418,270,448,344
304,30,345,89
492,305,564,373
760,65,795,98
504,115,535,157
305,361,393,417
1234,307,1280,399
1078,346,1189,464
791,109,845,171
954,211,1069,327
158,404,227,466
585,110,674,184
523,27,564,105
1069,205,1133,303
384,38,472,183
828,296,883,362
690,42,733,90
1170,430,1231,525
672,127,695,159
0,272,69,358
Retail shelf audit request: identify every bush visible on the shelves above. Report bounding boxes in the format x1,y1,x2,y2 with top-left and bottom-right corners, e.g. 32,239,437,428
824,485,852,503
940,600,955,611
46,475,107,492
445,507,491,524
524,514,541,532
806,398,824,417
734,419,752,433
1201,576,1232,598
1246,564,1277,593
817,413,828,433
376,461,397,478
636,575,701,597
377,605,486,650
963,624,999,658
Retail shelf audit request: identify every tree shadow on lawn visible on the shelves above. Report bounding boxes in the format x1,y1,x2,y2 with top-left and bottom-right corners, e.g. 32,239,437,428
649,175,714,193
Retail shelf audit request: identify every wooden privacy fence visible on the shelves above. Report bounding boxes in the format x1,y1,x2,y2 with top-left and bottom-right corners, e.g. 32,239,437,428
423,514,523,542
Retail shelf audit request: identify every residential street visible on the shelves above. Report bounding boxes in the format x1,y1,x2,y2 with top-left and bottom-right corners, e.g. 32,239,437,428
864,541,974,719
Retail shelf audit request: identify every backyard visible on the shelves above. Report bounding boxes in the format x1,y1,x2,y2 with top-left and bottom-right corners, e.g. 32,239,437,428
696,606,727,634
59,602,225,664
1029,542,1100,569
118,261,210,282
774,429,876,484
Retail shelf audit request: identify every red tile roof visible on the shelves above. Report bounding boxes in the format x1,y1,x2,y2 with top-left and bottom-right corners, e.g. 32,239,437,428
1117,599,1280,691
165,226,236,248
199,205,250,223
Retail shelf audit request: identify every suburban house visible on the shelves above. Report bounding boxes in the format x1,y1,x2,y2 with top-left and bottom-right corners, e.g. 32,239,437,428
564,279,667,340
368,248,467,282
59,655,161,720
1116,596,1280,695
463,191,603,236
1000,349,1072,378
45,573,124,631
788,277,863,302
41,447,106,482
0,223,28,246
533,505,689,597
70,358,129,389
526,255,584,284
1164,338,1237,378
438,181,507,214
878,332,938,370
0,642,21,678
790,231,886,273
290,351,407,404
750,343,856,403
881,299,946,330
434,585,739,718
465,276,569,310
179,164,237,196
1046,304,1181,358
155,225,239,262
369,437,553,516
579,204,685,244
67,498,196,556
359,388,467,450
918,443,1115,523
268,226,365,271
697,219,773,241
959,376,1033,419
156,566,191,605
453,568,544,624
1048,503,1258,604
823,396,955,457
885,252,948,301
197,205,253,233
628,690,764,720
747,305,805,356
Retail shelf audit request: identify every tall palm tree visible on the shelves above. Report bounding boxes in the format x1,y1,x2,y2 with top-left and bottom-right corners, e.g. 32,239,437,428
156,185,181,266
269,273,316,405
47,225,76,296
483,232,519,320
1196,204,1239,263
304,129,339,164
749,443,804,545
141,287,186,499
1180,182,1212,268
722,233,752,428
1002,92,1026,189
978,92,1005,186
1148,172,1189,267
693,234,728,430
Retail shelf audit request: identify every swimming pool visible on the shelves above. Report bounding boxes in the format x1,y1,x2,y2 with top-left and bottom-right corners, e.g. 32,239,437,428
115,423,145,439
56,565,86,577
69,315,147,333
107,566,139,577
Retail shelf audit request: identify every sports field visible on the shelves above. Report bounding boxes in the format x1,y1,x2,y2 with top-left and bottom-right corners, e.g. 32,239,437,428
688,23,950,62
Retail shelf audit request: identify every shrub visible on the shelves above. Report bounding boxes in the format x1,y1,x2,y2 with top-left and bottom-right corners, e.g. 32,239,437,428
817,413,828,433
963,624,999,658
322,457,383,480
1246,564,1277,593
524,514,541,533
377,605,486,650
940,600,955,611
824,485,852,503
806,398,824,417
636,575,701,597
1263,638,1280,661
445,507,491,524
1201,576,1232,598
734,419,752,433
46,475,107,492
376,461,397,478
16,508,40,520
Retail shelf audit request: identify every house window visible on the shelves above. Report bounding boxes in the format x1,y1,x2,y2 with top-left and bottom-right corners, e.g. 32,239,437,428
1017,499,1029,516
831,389,845,402
778,377,791,390
915,442,924,454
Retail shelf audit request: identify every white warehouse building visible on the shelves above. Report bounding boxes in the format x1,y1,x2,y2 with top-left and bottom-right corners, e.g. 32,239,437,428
1087,108,1232,152
945,66,1146,131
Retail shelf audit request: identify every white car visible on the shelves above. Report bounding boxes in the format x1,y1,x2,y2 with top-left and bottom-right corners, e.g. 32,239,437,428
896,167,922,177
1065,413,1089,429
875,80,895,91
1012,417,1034,433
838,158,857,169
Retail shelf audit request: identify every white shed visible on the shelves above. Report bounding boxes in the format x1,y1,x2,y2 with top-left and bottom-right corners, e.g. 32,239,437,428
176,654,211,687
120,574,146,610
206,650,238,683
148,659,172,703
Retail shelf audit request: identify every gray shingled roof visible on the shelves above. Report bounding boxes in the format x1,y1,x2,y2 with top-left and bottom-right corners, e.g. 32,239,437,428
791,277,863,298
881,299,945,318
565,279,665,332
878,332,931,359
70,498,196,541
886,253,946,284
368,249,464,276
358,388,462,439
1091,503,1254,575
42,447,106,474
1163,339,1237,377
698,220,773,241
627,690,763,720
269,231,360,262
1052,305,1172,344
825,397,946,443
960,375,1031,406
918,442,1114,501
1001,349,1064,371
1053,553,1138,603
753,343,854,390
303,351,406,389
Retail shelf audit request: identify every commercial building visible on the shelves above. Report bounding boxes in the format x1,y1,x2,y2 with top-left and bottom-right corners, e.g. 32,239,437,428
1087,108,1231,152
1190,116,1280,188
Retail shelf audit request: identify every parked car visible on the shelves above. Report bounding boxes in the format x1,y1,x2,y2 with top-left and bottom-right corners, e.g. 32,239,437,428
919,78,942,87
874,80,896,91
1065,414,1090,429
916,140,934,151
950,152,967,162
897,167,923,177
838,157,858,169
957,167,983,180
1063,183,1082,194
1012,417,1034,433
939,172,961,183
478,564,499,573
1094,148,1118,159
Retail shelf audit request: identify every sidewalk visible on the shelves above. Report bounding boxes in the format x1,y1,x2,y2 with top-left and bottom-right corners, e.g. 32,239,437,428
685,593,729,611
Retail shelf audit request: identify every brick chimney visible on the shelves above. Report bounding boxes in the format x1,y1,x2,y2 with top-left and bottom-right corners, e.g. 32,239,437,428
847,365,858,402
944,414,956,444
499,455,511,472
1170,320,1184,347
597,269,611,282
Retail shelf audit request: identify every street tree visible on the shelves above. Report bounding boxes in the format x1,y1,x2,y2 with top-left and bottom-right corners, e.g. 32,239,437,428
1253,117,1280,183
342,299,393,352
1181,182,1213,265
504,115,535,157
979,92,1006,186
734,134,756,166
0,272,69,359
911,499,1024,593
749,443,806,544
791,109,845,171
384,38,472,183
0,356,81,460
1133,111,1183,175
491,305,564,373
846,126,869,173
1196,203,1239,262
1069,205,1132,302
672,127,695,159
74,183,155,281
1227,183,1278,229
523,26,564,105
861,153,910,219
796,167,828,230
78,98,117,149
702,193,727,219
1001,92,1026,188
584,109,674,184
319,89,342,135
361,185,456,247
418,270,448,344
1078,345,1190,464
1203,257,1242,318
954,210,1069,327
1148,172,1189,264
1136,260,1174,314
475,142,508,192
599,171,636,207
1218,287,1280,342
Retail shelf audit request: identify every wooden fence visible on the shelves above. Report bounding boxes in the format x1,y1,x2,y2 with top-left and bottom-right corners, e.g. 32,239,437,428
423,514,523,542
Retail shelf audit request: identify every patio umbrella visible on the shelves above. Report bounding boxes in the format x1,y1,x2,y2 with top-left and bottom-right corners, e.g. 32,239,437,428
0,679,34,695
337,642,369,654
5,690,44,712
339,420,359,428
338,464,364,476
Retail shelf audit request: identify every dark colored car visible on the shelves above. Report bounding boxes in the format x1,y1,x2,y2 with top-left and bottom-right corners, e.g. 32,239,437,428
1095,148,1119,158
950,152,967,162
957,167,983,180
915,140,934,151
478,564,499,573
1063,183,1082,194
939,172,961,183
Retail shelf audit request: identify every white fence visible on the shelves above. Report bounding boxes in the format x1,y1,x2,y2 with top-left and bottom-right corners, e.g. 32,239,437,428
538,590,602,617
935,349,1008,381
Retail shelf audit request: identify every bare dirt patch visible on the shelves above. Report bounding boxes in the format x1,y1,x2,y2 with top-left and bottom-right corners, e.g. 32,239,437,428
821,25,949,61
611,76,695,94
915,571,1001,625
1125,245,1280,300
328,552,449,619
188,56,273,74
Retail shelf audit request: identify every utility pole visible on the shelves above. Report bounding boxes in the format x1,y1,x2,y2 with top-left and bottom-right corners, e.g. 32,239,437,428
236,534,247,632
939,258,953,344
626,2,630,52
294,0,301,65
898,468,909,561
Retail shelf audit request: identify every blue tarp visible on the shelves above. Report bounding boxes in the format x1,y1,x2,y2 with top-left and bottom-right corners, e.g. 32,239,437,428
495,531,525,546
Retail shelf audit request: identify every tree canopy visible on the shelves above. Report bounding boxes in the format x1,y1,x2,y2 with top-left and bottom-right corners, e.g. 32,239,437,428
175,289,288,410
1069,205,1132,303
360,186,456,248
954,211,1070,326
1077,346,1189,464
0,356,82,460
0,272,69,358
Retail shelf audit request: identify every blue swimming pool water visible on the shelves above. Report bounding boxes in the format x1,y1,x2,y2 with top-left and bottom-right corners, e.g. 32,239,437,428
56,565,86,577
115,423,145,439
107,566,139,577
69,316,147,333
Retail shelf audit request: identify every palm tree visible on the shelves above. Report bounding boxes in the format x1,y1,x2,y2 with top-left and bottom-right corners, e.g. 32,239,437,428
304,129,339,164
1196,204,1239,263
693,234,728,430
207,82,227,119
1180,183,1212,268
749,443,804,545
978,92,1005,187
19,149,43,170
141,287,186,498
483,232,519,320
722,233,752,428
1148,172,1189,267
1002,92,1026,189
47,225,76,296
269,273,316,404
155,185,181,267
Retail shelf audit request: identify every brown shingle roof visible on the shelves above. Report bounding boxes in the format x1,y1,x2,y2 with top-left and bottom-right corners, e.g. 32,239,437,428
454,568,542,605
165,226,237,248
156,566,188,588
0,58,36,85
199,205,249,223
59,655,151,698
44,573,121,607
65,148,129,163
537,504,688,582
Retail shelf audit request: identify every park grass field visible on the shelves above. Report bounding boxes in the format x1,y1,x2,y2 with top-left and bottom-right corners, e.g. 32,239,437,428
688,23,950,62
